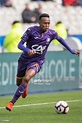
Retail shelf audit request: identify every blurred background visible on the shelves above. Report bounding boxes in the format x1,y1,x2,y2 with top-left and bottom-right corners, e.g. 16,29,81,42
0,0,82,52
0,0,82,96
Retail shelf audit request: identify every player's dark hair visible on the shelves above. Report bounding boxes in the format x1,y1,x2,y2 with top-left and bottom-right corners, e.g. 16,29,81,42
39,13,50,20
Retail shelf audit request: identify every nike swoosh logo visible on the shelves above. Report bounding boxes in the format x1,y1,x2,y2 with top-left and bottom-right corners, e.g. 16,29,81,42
19,91,24,94
34,37,38,39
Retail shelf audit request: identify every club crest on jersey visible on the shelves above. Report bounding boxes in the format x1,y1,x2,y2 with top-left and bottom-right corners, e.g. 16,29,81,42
46,38,50,43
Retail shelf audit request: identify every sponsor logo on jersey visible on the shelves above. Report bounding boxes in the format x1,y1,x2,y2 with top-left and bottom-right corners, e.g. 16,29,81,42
32,44,46,54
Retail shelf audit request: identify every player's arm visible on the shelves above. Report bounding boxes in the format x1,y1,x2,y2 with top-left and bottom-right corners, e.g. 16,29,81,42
18,40,36,56
18,27,36,56
18,40,30,53
56,36,80,56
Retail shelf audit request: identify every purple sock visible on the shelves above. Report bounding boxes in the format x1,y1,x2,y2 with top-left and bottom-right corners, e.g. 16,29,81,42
11,83,27,104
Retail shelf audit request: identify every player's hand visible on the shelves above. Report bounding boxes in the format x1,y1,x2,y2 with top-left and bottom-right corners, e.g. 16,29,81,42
28,50,36,56
74,51,80,56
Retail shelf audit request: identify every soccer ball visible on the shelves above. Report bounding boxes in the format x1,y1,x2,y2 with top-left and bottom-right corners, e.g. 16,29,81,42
55,101,69,114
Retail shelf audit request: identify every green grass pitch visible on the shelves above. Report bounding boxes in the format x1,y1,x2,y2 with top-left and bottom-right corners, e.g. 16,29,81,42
0,90,82,123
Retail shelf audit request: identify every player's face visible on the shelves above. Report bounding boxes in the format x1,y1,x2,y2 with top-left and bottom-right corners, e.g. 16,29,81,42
39,17,50,32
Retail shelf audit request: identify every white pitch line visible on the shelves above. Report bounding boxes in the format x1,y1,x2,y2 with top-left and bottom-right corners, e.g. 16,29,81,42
0,120,10,122
0,99,82,109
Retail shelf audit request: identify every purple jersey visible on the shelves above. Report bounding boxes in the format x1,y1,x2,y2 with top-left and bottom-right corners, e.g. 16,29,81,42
17,26,75,77
19,26,58,62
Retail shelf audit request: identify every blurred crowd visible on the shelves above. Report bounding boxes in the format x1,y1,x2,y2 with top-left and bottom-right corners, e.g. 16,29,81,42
0,0,13,7
0,0,82,53
22,3,42,24
62,0,82,6
0,0,82,7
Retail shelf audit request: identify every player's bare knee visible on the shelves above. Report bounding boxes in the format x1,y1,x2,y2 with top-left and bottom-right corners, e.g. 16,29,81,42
23,75,30,83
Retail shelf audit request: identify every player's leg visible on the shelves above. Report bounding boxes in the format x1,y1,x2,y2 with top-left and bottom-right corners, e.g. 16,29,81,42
21,81,30,98
6,69,36,111
21,64,38,98
6,64,39,111
16,60,30,98
16,77,30,98
19,63,39,98
12,64,39,102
